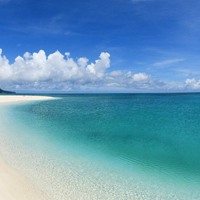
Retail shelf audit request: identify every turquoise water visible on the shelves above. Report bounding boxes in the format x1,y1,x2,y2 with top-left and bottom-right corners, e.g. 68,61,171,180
1,93,200,199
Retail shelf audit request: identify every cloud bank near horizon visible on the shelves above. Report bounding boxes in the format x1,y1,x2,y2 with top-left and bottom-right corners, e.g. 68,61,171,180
0,49,198,92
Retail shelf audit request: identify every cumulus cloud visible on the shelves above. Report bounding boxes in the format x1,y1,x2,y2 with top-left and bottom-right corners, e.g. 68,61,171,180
0,49,110,82
0,49,154,91
185,78,200,89
105,71,153,91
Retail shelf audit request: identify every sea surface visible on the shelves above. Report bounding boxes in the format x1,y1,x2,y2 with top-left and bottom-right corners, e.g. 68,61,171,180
1,93,200,199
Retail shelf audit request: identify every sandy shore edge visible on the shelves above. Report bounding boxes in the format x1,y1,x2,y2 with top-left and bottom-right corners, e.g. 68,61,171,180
0,157,46,200
0,95,56,200
0,95,56,104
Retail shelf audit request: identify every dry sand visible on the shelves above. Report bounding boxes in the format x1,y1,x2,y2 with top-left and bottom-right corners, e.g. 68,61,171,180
0,95,55,104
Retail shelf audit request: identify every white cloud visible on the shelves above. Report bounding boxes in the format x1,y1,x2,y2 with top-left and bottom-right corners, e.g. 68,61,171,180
132,73,150,82
86,52,110,79
152,58,185,67
2,48,199,92
0,49,155,92
0,50,110,83
185,78,200,89
109,70,123,77
106,70,153,91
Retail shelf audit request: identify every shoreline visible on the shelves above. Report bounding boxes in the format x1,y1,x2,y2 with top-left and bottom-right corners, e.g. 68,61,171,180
0,95,55,200
0,95,56,105
0,95,199,199
0,156,46,200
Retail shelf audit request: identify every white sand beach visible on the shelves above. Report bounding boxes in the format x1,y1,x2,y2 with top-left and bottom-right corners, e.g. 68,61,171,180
0,156,46,200
0,95,55,104
0,95,55,200
0,95,197,200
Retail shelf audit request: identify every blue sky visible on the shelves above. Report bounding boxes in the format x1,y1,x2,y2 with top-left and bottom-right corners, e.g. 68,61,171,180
0,0,200,92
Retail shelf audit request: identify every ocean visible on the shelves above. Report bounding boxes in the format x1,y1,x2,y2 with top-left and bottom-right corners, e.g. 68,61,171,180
1,93,200,199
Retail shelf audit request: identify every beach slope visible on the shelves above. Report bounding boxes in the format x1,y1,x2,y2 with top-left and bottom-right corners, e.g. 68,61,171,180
0,95,55,200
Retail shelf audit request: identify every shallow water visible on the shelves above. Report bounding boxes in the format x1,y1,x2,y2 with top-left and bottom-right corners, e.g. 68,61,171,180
1,93,200,199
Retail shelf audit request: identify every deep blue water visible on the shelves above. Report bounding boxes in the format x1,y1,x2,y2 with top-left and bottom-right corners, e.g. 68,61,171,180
2,93,200,199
